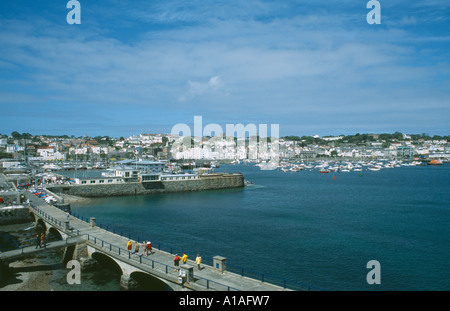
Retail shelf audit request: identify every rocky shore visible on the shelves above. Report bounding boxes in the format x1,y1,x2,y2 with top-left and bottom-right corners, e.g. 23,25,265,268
60,193,91,205
1,256,54,291
0,222,61,291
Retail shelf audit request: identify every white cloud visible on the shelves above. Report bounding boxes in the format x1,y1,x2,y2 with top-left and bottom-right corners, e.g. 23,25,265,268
0,1,449,136
179,76,226,102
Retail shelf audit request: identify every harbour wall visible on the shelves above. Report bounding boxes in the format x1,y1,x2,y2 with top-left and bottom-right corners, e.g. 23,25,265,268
47,173,244,198
0,206,33,225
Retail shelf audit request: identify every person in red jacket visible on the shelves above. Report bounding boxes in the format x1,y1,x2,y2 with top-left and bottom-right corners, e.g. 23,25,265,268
147,241,152,255
174,254,181,270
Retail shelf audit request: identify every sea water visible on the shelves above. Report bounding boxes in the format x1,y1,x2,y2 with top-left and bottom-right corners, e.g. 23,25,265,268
64,163,449,290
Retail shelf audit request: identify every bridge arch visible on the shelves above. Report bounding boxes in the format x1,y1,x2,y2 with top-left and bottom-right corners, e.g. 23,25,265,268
47,226,63,242
91,252,123,275
86,246,178,291
28,211,36,222
129,271,174,291
35,218,46,233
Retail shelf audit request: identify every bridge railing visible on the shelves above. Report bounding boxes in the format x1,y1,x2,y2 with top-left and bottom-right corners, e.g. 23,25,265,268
70,211,327,291
34,206,324,291
0,235,86,258
0,240,21,252
71,211,211,259
192,275,240,291
225,263,326,291
84,234,240,291
30,204,65,229
28,202,242,290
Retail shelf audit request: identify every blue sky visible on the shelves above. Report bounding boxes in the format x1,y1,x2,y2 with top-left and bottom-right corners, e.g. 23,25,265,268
0,0,449,137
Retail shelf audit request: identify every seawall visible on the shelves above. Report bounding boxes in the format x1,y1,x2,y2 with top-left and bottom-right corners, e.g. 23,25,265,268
0,206,33,225
47,173,244,198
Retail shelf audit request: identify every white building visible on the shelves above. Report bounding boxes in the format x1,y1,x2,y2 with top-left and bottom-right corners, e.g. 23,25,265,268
37,146,65,160
73,177,124,185
0,138,7,148
91,146,109,155
116,159,165,172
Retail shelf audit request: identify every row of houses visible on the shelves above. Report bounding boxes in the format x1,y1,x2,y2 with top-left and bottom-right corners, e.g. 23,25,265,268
2,132,449,162
168,135,450,161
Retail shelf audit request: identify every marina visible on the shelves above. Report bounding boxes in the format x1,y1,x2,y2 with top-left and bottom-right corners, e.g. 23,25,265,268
1,150,449,291
63,162,449,291
253,158,433,173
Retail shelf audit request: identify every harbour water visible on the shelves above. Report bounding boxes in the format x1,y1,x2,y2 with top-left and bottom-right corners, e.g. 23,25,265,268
62,162,450,291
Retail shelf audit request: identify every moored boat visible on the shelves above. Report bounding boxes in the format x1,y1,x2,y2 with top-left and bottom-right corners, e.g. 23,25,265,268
368,166,381,171
428,159,443,165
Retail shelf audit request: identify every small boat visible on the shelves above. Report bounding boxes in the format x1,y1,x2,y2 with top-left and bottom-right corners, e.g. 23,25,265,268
319,169,330,173
289,166,303,172
428,159,443,165
257,162,278,170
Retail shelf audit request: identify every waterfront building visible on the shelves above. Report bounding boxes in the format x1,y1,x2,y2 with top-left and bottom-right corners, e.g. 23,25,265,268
103,166,139,180
116,159,165,173
73,171,198,184
0,160,22,169
160,173,198,181
73,176,124,185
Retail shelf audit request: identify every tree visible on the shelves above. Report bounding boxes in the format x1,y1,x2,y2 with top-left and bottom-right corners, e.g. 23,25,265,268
0,152,13,159
392,131,403,140
282,136,302,141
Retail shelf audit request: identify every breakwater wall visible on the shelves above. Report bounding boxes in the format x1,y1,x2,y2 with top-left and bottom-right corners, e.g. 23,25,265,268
0,206,33,225
47,173,244,198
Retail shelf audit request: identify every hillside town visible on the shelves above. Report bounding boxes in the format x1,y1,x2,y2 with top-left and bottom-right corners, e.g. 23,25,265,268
1,131,449,166
0,130,448,222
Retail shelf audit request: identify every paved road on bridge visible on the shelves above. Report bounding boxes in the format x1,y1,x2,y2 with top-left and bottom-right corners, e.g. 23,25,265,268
0,236,85,261
16,189,292,291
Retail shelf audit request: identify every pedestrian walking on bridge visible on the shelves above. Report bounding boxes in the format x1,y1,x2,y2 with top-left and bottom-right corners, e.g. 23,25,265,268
35,234,41,249
143,241,148,256
40,233,45,248
134,241,140,256
182,252,188,264
127,240,132,252
174,254,181,271
147,241,152,255
196,254,202,270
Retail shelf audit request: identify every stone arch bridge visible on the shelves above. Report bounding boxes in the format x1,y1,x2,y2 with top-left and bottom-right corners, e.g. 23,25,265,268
1,190,295,291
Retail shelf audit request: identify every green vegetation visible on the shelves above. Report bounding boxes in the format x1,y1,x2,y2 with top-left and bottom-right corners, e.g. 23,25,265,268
282,131,450,147
0,152,13,159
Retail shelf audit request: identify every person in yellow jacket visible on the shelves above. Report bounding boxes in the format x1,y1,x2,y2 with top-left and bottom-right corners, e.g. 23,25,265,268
127,240,132,251
181,252,188,264
195,254,202,270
